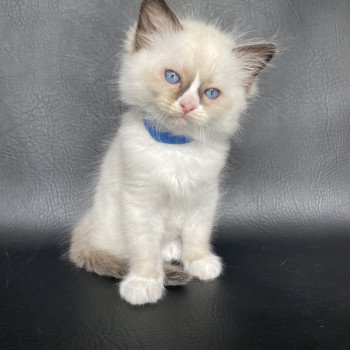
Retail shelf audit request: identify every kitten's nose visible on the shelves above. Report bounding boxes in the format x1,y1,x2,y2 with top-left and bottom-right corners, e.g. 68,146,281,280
180,98,197,115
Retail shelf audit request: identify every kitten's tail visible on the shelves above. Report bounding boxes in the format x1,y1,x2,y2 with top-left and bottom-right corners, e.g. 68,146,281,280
69,218,191,286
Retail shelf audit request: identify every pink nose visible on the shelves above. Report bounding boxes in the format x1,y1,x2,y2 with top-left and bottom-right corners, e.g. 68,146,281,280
180,99,197,114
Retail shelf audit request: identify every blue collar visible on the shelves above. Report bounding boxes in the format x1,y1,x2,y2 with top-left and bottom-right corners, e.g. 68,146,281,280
143,119,193,145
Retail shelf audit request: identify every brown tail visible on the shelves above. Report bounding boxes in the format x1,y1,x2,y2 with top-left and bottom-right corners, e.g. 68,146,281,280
163,263,192,286
69,220,191,286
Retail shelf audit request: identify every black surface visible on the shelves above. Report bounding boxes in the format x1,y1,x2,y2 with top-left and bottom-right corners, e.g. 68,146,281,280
1,233,350,350
1,0,350,349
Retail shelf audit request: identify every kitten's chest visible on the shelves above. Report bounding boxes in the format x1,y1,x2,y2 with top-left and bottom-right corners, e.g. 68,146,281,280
145,144,227,193
119,123,229,193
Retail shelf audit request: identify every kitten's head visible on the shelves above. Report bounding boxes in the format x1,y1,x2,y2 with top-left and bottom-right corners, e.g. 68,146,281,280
119,0,277,140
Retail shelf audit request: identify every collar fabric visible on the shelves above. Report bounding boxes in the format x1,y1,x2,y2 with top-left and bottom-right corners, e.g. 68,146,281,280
143,119,193,145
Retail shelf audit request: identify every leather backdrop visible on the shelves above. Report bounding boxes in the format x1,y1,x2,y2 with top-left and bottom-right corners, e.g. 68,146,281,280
0,1,349,349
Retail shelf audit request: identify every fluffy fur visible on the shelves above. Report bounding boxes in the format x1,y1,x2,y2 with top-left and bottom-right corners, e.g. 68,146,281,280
69,0,277,305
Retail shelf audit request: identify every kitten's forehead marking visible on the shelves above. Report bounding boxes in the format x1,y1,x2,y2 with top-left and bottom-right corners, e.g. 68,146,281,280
178,72,201,102
189,72,201,93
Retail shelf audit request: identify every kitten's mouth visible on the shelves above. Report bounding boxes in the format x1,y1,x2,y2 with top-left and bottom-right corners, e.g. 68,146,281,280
176,114,189,125
149,107,192,128
171,110,194,125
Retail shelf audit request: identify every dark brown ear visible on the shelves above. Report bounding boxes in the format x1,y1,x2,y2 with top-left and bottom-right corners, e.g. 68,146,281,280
233,43,277,86
135,0,182,51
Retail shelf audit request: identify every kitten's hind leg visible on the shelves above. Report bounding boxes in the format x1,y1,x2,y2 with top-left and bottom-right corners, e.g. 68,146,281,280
69,212,128,279
70,213,191,286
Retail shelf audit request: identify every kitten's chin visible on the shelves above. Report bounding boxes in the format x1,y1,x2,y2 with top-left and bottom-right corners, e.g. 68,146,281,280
149,108,190,127
173,115,188,126
143,108,201,135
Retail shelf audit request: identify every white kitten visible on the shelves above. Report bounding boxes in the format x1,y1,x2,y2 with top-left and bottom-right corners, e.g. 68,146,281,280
69,0,277,305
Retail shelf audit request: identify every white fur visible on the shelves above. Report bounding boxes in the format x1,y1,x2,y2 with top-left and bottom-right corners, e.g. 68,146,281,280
119,274,164,305
177,71,201,110
161,239,182,262
185,254,223,281
86,113,229,304
74,9,275,305
120,20,248,140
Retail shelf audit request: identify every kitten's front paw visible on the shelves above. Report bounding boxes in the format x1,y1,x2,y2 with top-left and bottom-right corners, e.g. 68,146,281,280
119,275,164,305
185,255,223,281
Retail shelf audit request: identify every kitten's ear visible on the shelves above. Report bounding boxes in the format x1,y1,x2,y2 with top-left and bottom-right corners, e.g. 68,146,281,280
234,43,277,86
135,0,182,51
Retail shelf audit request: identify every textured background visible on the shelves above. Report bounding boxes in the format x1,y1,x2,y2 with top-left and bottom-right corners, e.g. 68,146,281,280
1,1,350,349
1,0,349,243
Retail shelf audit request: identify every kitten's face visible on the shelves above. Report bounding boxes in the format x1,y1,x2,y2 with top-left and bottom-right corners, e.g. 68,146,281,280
119,0,276,139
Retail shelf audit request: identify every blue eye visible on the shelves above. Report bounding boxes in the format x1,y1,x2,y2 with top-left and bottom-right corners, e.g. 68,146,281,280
165,70,181,84
205,88,221,100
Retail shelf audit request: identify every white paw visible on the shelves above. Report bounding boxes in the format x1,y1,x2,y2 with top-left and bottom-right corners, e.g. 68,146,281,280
119,275,164,305
185,255,223,281
161,240,182,263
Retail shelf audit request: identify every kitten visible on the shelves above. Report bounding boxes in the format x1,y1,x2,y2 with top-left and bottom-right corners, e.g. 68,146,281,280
69,0,277,305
